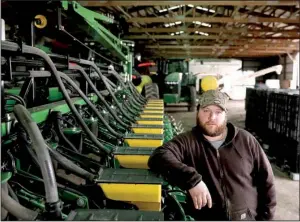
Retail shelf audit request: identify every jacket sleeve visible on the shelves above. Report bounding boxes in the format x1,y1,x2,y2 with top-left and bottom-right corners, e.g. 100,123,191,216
252,138,276,220
148,134,202,191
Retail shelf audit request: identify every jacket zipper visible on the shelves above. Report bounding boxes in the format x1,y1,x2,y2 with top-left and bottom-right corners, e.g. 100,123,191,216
216,149,230,220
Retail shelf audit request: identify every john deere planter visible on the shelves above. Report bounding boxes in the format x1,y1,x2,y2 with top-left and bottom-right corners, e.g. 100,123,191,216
1,40,192,221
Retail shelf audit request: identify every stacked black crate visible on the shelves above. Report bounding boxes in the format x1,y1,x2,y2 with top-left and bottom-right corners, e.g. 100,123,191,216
267,90,299,173
246,89,299,174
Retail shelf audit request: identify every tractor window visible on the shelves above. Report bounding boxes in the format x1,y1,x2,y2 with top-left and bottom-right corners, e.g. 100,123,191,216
168,61,186,73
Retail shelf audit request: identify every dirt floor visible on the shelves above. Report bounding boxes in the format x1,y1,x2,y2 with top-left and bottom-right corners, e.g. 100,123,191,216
166,100,299,220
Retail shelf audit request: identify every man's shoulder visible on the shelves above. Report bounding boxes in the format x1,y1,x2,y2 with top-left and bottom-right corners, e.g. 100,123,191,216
234,125,256,141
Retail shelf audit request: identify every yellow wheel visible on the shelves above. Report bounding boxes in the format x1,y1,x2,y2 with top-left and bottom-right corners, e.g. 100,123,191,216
34,15,47,29
201,75,218,92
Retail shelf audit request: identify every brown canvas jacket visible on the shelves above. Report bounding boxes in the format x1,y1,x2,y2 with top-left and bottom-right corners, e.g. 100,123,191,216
148,123,276,221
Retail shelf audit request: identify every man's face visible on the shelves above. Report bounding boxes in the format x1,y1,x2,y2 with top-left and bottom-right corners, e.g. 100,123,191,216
197,105,227,137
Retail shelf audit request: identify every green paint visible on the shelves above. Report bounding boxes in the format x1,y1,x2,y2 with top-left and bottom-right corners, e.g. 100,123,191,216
5,88,21,95
163,94,180,104
62,1,132,71
48,87,63,102
60,190,89,209
18,193,45,209
63,128,82,135
164,72,181,83
1,172,12,183
35,44,52,53
70,1,114,24
1,95,98,137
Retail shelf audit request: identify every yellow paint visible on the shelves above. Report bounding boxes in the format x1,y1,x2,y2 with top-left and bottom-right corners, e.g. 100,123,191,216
125,138,163,147
99,183,161,211
148,99,163,102
147,102,163,105
132,128,163,134
136,120,163,125
144,107,164,111
145,104,164,107
142,110,164,114
139,114,163,119
115,155,150,169
201,75,219,91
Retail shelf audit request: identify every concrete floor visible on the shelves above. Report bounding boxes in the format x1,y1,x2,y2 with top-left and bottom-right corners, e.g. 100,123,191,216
166,100,299,220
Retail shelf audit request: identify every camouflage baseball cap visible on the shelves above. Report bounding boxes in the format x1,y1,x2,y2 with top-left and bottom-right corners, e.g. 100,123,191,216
198,90,229,111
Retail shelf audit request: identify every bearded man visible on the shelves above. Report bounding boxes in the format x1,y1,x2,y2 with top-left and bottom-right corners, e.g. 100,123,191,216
148,90,276,221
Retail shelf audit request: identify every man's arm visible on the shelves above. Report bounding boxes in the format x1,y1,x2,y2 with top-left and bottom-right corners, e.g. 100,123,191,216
148,134,202,191
252,138,276,220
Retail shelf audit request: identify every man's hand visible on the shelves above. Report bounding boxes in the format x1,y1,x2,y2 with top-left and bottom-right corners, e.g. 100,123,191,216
188,181,212,210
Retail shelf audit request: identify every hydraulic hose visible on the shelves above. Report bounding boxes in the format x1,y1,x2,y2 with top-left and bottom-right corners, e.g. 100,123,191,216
105,82,139,117
46,146,95,182
58,71,123,140
18,128,40,168
108,69,145,106
13,104,59,205
7,183,19,203
68,64,129,129
1,183,8,220
1,41,110,156
4,93,27,107
109,69,146,106
50,111,79,153
128,82,147,104
79,60,136,122
1,187,38,221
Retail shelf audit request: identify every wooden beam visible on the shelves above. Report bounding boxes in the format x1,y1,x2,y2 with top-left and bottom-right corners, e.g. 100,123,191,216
126,17,299,24
125,34,300,40
129,27,300,35
135,39,298,45
144,45,300,50
79,1,300,7
147,54,282,59
150,50,296,54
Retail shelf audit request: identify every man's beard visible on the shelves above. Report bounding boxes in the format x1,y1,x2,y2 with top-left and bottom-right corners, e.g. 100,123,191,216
197,117,227,137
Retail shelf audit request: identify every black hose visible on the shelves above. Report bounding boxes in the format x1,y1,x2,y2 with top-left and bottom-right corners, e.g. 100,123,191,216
68,63,130,128
13,105,60,208
46,146,95,182
51,111,79,153
4,94,27,107
7,183,20,203
105,82,138,117
1,183,8,220
79,60,136,122
128,82,147,104
18,128,41,168
107,69,146,107
1,187,38,220
58,71,123,140
108,69,145,106
1,41,111,156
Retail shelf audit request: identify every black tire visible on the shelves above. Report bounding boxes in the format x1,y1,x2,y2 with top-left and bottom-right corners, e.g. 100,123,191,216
188,86,196,112
145,83,160,99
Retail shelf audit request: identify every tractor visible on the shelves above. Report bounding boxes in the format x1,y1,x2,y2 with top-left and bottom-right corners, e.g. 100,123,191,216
159,59,198,112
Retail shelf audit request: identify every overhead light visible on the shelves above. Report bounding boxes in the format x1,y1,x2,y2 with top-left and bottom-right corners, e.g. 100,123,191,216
164,21,182,27
187,4,194,7
193,21,212,27
196,6,215,13
159,9,168,12
170,31,184,35
195,31,209,36
159,5,184,13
